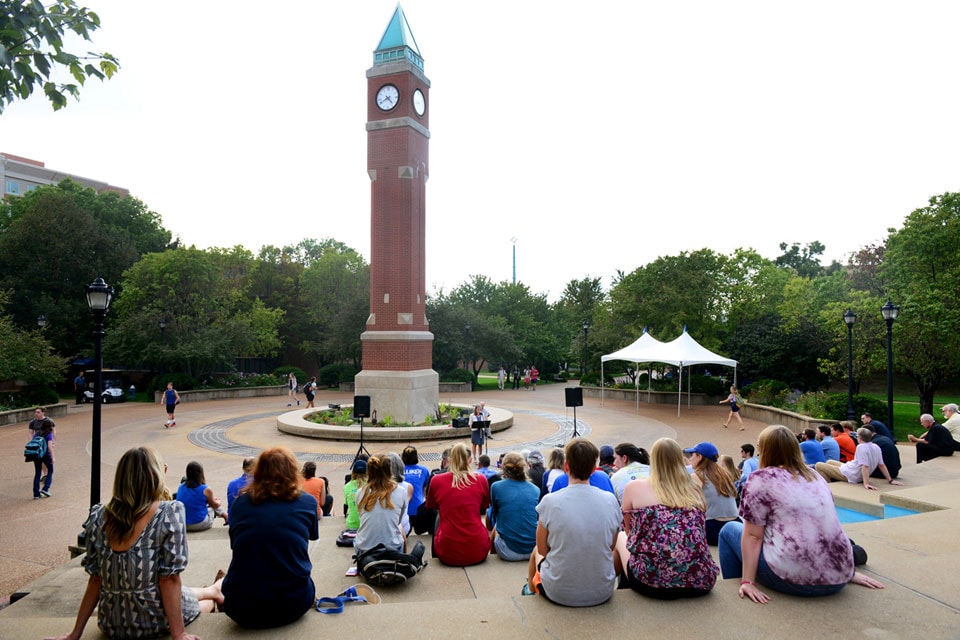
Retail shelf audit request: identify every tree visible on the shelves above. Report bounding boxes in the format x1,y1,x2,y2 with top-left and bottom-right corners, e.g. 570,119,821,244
0,180,173,358
0,0,119,112
558,277,606,371
775,241,839,278
880,192,960,413
0,290,65,390
108,247,283,377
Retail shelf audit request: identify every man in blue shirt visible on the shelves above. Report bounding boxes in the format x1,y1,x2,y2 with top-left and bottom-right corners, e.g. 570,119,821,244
817,424,841,462
735,443,759,494
799,428,826,466
227,457,254,510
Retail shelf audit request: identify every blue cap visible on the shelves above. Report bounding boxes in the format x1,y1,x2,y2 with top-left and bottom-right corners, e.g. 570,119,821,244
352,459,367,474
683,442,719,460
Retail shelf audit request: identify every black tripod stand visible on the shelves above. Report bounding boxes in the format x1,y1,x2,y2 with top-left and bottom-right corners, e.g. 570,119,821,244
571,405,580,440
353,416,372,463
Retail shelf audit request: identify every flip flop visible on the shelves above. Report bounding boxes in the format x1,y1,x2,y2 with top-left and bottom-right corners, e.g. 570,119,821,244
315,585,380,614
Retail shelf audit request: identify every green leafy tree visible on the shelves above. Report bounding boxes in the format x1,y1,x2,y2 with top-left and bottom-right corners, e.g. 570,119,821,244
775,241,840,278
0,0,119,112
558,277,606,372
0,290,65,390
880,192,960,413
0,180,173,358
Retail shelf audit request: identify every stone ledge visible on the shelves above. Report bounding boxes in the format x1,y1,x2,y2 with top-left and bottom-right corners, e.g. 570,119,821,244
152,386,286,403
0,403,68,426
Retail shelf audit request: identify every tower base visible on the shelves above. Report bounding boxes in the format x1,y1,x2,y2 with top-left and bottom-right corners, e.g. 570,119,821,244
354,369,440,425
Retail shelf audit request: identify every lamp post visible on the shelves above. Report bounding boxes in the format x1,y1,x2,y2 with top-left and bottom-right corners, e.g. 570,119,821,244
37,314,47,329
159,316,166,383
843,309,856,421
85,275,114,509
511,237,517,285
464,322,471,374
582,320,590,377
881,300,900,433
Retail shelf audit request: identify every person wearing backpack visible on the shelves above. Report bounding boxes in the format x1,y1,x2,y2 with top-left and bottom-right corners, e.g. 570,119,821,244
28,407,55,499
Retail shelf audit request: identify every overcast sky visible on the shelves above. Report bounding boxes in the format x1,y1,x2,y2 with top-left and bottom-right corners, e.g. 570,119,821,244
2,1,958,302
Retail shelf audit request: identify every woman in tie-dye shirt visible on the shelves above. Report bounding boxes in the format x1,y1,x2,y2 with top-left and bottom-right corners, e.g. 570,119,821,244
718,424,886,604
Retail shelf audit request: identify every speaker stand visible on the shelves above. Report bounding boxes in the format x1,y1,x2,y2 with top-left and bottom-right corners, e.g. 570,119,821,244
571,406,580,440
353,417,372,463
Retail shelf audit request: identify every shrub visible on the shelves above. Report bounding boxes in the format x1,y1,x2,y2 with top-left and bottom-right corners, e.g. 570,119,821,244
688,375,726,396
743,379,790,407
11,385,58,408
157,372,197,392
318,364,358,388
793,391,832,420
818,394,888,422
198,372,284,389
580,371,614,387
273,365,308,384
442,368,474,385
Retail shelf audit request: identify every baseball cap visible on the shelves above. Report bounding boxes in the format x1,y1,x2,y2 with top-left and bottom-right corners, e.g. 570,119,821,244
683,442,719,460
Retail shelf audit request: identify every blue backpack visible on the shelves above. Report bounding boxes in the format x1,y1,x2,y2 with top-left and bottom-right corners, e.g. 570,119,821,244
24,435,48,462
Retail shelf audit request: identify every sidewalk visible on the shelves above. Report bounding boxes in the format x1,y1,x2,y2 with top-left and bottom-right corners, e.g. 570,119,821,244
2,385,959,638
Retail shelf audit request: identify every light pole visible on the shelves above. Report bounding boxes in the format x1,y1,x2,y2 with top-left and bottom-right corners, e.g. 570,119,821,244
511,237,517,285
464,322,471,375
37,314,47,329
582,320,590,378
159,316,166,383
843,309,856,421
881,300,900,434
85,275,114,509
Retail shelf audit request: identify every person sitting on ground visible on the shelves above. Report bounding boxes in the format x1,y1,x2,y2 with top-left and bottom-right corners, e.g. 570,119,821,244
402,445,435,535
863,426,902,480
344,458,368,530
176,461,228,530
598,445,617,476
222,447,318,629
525,439,623,607
817,424,841,462
432,448,451,476
718,424,886,603
842,420,860,444
799,428,826,466
227,456,254,511
354,455,408,556
488,452,539,562
939,404,960,448
49,447,223,640
908,413,956,463
526,450,546,494
615,438,719,599
540,447,566,498
815,428,904,490
735,443,759,496
477,454,500,482
609,443,651,504
548,454,617,496
426,443,491,566
685,442,739,545
300,461,329,519
387,452,414,538
719,454,741,487
831,423,857,462
861,412,895,442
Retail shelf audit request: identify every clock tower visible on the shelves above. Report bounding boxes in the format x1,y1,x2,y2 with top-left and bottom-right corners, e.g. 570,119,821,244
355,6,438,423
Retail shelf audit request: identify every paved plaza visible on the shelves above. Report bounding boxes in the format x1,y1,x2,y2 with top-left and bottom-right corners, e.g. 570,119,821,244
2,384,959,638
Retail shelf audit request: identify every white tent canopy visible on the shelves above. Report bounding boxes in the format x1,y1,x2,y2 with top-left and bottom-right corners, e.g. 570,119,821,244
600,328,737,416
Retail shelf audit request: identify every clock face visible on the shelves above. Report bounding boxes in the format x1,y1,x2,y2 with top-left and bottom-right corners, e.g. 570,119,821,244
413,89,425,116
376,84,399,111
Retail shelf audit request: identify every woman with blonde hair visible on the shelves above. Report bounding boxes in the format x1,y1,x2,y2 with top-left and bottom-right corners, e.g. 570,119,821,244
386,451,414,537
221,447,319,628
425,442,491,566
48,447,222,640
614,438,719,599
354,455,408,555
685,442,739,545
541,447,565,496
721,385,745,430
718,425,885,604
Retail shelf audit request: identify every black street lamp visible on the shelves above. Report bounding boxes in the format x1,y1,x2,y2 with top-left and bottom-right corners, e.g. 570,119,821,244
881,300,900,433
843,309,856,420
159,316,166,383
582,320,590,377
37,314,47,328
464,322,471,373
85,275,114,509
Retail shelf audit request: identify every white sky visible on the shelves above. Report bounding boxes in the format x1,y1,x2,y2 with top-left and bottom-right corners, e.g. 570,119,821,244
2,1,959,302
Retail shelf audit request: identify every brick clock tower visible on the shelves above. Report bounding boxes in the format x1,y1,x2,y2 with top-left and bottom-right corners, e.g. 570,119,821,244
355,6,439,423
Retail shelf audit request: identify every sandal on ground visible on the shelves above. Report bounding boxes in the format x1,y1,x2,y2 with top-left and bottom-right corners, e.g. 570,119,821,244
315,585,381,614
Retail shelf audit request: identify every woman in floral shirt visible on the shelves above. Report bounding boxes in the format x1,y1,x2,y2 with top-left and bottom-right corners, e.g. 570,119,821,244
614,438,719,599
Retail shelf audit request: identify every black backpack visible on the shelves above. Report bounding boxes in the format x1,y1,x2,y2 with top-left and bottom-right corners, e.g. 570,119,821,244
354,541,427,586
24,435,47,462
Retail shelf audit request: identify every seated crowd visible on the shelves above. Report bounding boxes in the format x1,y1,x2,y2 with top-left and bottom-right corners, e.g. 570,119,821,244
56,406,960,636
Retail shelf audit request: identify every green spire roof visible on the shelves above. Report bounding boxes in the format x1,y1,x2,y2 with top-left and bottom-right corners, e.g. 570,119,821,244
374,4,423,70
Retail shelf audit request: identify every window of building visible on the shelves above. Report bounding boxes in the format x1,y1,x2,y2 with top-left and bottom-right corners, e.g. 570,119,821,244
6,180,19,194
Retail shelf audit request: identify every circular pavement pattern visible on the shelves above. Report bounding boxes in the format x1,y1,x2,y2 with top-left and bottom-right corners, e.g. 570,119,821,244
187,409,591,463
